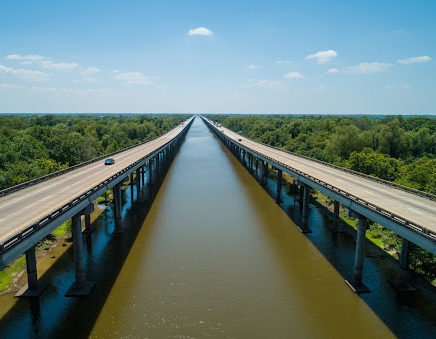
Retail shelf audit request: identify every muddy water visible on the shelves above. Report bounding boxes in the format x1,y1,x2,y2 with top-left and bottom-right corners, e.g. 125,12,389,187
90,118,393,338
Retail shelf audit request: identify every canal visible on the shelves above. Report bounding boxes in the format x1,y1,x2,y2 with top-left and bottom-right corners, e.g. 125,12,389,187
0,117,435,338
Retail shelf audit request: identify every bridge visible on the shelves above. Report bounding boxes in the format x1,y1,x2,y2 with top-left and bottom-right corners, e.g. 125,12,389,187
0,117,194,297
202,116,436,293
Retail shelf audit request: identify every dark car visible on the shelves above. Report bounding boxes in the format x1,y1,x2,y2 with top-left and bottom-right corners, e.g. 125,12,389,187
105,158,115,165
238,138,242,141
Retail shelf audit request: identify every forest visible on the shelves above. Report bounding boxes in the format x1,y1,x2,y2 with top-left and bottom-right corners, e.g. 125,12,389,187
0,114,187,190
208,114,436,194
207,114,436,282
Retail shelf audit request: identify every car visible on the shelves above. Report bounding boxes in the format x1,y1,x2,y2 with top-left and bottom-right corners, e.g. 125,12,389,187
105,158,115,165
238,138,242,141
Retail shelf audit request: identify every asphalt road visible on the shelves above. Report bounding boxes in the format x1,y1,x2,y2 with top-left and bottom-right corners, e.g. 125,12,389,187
0,118,192,246
216,123,436,234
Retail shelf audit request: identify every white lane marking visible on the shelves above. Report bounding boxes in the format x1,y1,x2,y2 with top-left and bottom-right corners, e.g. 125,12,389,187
407,207,424,215
39,196,52,202
0,218,4,223
335,178,345,183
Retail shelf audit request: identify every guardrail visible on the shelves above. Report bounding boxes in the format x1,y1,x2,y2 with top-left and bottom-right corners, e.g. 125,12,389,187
0,118,192,198
203,118,436,202
0,119,193,254
203,117,436,243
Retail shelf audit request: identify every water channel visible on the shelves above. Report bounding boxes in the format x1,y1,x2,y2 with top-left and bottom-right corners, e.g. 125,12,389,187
0,117,435,338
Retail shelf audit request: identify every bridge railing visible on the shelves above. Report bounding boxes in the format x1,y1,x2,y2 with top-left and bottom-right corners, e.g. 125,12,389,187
203,117,436,243
0,119,193,254
0,118,192,198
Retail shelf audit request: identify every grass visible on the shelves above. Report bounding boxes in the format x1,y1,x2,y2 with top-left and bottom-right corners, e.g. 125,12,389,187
0,257,26,292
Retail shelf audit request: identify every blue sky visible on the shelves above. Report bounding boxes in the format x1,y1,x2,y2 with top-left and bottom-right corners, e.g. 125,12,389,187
0,0,434,114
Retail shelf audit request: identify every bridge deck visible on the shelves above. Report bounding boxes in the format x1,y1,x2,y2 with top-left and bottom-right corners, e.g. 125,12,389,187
220,126,436,234
0,120,190,247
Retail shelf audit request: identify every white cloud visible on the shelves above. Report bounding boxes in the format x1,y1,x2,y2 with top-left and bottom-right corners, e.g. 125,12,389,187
248,64,262,69
6,54,46,62
81,66,100,75
276,60,292,64
188,27,213,36
397,56,431,64
40,60,79,71
283,72,304,79
327,67,339,73
306,49,337,64
0,83,23,89
0,64,51,81
243,79,286,89
345,62,392,73
115,72,154,86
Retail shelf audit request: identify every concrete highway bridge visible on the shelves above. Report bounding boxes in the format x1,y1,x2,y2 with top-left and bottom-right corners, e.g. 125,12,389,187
0,117,194,297
1,114,435,299
202,116,436,293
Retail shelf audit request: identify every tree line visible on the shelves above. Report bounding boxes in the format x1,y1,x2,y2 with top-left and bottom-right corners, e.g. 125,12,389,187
0,114,187,190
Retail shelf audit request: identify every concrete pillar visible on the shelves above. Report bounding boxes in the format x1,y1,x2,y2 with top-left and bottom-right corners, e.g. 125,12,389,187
298,184,312,233
261,161,268,185
400,238,410,271
15,245,49,297
332,201,341,233
82,204,95,234
141,166,145,184
113,183,123,233
255,158,258,172
130,173,134,201
156,154,160,175
65,213,95,296
148,160,153,186
136,169,141,197
276,169,282,203
345,214,370,293
26,246,38,291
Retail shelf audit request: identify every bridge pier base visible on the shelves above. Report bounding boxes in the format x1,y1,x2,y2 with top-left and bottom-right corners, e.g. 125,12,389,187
135,169,141,200
65,214,95,296
15,246,49,298
345,214,370,293
390,238,416,292
261,161,268,185
113,183,124,233
82,204,95,234
298,184,312,233
275,169,283,203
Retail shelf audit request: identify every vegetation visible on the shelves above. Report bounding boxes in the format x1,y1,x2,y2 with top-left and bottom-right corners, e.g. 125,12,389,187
209,114,436,283
0,114,187,190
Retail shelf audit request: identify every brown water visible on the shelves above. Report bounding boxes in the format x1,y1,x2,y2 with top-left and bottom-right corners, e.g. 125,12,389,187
90,118,394,338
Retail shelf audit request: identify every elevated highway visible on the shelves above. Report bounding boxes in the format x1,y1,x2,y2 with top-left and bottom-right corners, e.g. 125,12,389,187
0,116,194,296
202,116,436,292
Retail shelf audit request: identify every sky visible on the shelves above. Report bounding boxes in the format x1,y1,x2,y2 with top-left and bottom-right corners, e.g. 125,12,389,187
0,0,435,114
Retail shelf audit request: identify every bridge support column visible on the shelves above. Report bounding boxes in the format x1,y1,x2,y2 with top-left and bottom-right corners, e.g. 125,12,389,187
400,238,410,271
141,166,145,185
275,169,283,203
65,214,95,296
261,161,268,185
82,204,95,234
113,183,124,233
156,154,160,176
148,161,153,186
15,246,49,297
136,169,141,198
298,184,312,233
130,174,134,201
345,214,370,293
255,158,258,173
332,201,342,233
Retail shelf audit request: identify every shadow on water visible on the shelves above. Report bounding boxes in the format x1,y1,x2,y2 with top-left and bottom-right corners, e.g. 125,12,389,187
214,131,436,338
0,144,185,339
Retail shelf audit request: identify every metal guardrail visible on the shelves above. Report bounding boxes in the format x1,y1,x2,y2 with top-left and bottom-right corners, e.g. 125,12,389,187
204,118,436,202
203,117,436,243
0,118,191,198
0,119,193,254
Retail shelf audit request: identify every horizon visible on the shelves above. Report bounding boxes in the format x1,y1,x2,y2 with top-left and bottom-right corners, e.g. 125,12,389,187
1,0,435,114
